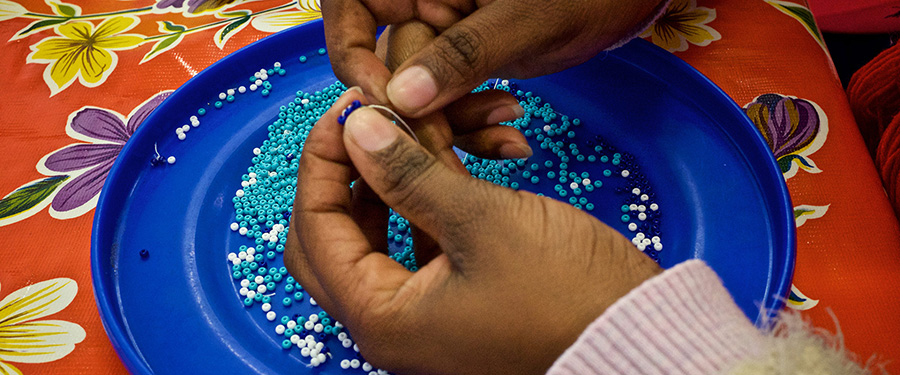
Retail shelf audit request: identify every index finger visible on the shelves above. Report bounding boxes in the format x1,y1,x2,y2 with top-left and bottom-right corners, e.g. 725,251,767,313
322,0,410,104
293,88,411,321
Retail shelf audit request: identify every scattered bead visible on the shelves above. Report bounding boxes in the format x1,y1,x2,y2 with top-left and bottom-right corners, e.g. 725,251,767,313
167,156,176,164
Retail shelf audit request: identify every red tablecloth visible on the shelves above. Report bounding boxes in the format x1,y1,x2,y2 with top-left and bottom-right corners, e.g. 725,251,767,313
0,0,897,373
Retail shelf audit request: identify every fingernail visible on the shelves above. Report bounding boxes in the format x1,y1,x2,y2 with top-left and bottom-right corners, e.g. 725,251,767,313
387,66,437,113
346,107,399,152
347,86,364,95
499,143,533,159
486,104,525,124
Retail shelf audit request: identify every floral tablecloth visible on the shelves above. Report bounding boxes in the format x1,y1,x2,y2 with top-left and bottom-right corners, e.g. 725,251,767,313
1,0,898,373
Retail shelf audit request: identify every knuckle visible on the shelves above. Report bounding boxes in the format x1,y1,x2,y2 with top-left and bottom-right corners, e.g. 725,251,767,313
430,23,489,82
368,141,438,208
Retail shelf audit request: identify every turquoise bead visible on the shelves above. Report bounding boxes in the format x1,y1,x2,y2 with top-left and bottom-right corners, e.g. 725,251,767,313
214,101,223,108
266,251,275,259
317,311,327,319
285,284,294,292
299,55,307,62
248,282,258,290
266,282,276,290
227,95,235,102
586,203,595,211
321,317,331,325
603,170,612,177
323,325,333,334
293,291,304,301
621,214,631,222
273,273,283,282
530,176,539,184
197,108,206,115
232,271,242,279
282,340,292,349
253,293,262,302
282,297,292,306
281,316,290,324
243,297,253,306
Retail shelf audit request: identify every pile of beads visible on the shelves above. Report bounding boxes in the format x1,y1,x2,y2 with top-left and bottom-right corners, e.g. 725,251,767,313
460,79,665,261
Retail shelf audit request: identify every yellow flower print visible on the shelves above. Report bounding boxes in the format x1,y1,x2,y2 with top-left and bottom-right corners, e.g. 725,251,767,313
642,0,721,52
250,0,321,33
27,16,145,95
0,278,85,374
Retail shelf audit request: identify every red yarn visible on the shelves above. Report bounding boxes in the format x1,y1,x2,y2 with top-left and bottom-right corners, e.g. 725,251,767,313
848,42,900,218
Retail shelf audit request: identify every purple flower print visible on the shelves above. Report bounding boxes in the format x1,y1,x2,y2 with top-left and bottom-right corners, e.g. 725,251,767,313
155,0,242,14
41,92,170,213
743,94,825,176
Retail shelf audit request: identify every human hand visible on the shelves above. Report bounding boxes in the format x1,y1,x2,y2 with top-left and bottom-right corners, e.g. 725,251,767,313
284,89,663,375
323,0,666,117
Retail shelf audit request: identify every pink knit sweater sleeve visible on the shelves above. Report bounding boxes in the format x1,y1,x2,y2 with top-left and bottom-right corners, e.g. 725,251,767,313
547,260,765,375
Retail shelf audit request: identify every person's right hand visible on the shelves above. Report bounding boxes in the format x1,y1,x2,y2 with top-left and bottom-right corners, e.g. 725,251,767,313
323,0,667,117
284,89,664,375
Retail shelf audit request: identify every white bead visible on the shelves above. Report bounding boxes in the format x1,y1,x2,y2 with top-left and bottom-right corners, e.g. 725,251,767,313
246,247,255,256
254,72,261,78
582,178,590,186
334,322,343,328
569,182,578,190
651,236,661,243
300,347,310,357
635,232,645,239
290,334,300,344
362,362,373,371
255,79,263,86
248,172,257,178
654,242,663,251
313,324,323,333
629,204,638,211
340,360,351,369
228,252,237,261
269,171,278,177
231,258,240,265
181,124,190,132
640,194,649,201
239,287,248,296
638,213,647,221
637,243,647,251
262,233,270,241
632,188,641,195
253,147,261,155
227,88,235,95
342,338,353,348
310,358,321,367
218,93,226,100
249,84,257,91
190,119,199,127
316,353,326,363
315,342,324,350
167,156,176,164
309,297,317,306
306,340,316,349
350,359,360,368
353,344,359,352
543,125,551,132
252,276,263,285
260,74,268,81
239,227,248,235
301,98,309,104
239,278,249,287
238,86,246,93
337,332,347,341
177,133,186,141
638,205,646,212
175,127,184,135
650,203,659,211
308,314,318,323
377,370,388,375
230,222,239,231
631,237,640,245
501,79,509,86
257,284,266,293
628,223,638,231
190,115,198,122
238,251,247,260
248,178,257,185
369,372,378,375
285,321,296,330
266,311,276,321
246,290,256,299
241,180,250,187
273,223,285,232
275,324,285,334
236,189,244,197
274,62,281,68
305,335,315,342
641,238,652,246
621,170,630,178
304,321,314,330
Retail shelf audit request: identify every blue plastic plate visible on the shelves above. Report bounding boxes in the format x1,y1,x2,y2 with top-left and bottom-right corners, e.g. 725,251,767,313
92,20,795,374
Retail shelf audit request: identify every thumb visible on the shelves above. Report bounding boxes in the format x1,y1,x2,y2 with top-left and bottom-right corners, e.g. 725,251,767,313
342,106,488,246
